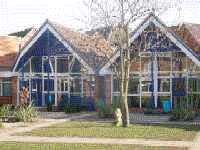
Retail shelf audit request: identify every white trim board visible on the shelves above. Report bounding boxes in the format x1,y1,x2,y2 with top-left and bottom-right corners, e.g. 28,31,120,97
12,21,94,74
0,71,18,77
99,14,200,75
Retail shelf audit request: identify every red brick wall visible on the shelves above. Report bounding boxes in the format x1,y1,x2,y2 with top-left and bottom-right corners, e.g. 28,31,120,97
94,75,112,105
104,75,112,105
83,79,89,97
11,76,17,105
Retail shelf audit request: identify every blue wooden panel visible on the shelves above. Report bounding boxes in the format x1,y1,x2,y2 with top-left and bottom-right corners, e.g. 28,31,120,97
16,29,70,71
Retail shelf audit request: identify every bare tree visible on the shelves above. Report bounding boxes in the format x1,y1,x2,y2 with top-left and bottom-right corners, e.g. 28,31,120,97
86,0,183,127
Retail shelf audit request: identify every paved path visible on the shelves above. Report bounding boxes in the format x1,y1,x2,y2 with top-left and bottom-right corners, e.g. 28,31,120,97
0,113,93,136
189,131,200,150
0,136,192,148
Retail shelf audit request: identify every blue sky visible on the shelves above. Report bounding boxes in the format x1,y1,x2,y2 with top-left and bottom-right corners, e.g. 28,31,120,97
0,0,200,35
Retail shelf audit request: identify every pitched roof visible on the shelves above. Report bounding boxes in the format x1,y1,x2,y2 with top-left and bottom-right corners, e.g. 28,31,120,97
0,36,19,56
46,21,115,71
170,23,200,54
0,36,20,70
19,28,38,50
0,53,18,70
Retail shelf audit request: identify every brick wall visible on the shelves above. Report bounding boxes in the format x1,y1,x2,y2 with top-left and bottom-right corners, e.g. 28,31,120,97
94,75,112,105
83,79,89,97
104,75,112,105
11,76,17,105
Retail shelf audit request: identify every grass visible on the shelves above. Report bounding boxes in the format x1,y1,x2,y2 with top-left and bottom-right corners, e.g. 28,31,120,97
17,121,200,141
0,142,187,150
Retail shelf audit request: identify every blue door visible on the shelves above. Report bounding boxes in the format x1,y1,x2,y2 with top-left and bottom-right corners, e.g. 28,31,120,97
31,78,43,106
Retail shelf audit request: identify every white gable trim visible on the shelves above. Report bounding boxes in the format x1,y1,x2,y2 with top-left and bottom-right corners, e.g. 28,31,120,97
99,15,200,75
12,22,94,74
99,51,120,74
131,15,200,66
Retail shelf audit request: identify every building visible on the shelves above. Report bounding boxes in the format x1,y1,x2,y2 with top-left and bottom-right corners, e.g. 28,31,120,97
0,14,200,111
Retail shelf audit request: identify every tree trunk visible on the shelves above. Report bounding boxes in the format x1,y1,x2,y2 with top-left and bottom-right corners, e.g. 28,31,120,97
120,25,130,127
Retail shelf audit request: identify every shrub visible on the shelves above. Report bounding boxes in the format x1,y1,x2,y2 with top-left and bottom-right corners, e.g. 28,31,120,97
96,99,115,118
15,103,37,122
170,106,196,121
64,103,80,114
47,102,53,112
0,105,12,117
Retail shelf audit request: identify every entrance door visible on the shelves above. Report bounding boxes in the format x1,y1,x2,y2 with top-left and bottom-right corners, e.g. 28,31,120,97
31,78,43,106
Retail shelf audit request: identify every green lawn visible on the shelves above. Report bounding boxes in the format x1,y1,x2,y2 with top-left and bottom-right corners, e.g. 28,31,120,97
0,142,187,150
17,121,200,141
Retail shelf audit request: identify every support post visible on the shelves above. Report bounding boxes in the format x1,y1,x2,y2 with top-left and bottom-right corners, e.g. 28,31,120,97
153,53,158,108
17,76,20,105
139,51,142,108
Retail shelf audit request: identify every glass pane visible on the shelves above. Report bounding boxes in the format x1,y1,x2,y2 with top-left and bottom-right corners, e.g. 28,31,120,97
44,79,54,91
31,57,42,72
71,59,81,73
188,78,198,92
70,76,81,94
57,78,68,92
128,96,139,108
128,76,139,94
141,81,151,92
43,57,53,73
159,79,170,92
3,83,11,96
57,58,68,73
113,76,119,92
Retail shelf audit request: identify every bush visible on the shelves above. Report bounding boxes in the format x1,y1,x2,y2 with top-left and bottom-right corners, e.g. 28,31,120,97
47,102,53,112
0,105,13,117
64,103,80,114
15,103,37,122
170,107,196,121
96,99,115,118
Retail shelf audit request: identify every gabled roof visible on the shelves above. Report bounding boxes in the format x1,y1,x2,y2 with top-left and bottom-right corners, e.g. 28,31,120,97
170,23,200,54
49,21,114,72
99,14,200,74
0,36,20,70
12,20,114,73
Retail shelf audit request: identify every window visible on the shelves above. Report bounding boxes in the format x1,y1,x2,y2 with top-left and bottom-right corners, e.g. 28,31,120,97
43,57,54,73
31,57,42,72
159,79,170,92
128,76,139,94
144,61,151,73
57,57,68,73
188,78,198,92
70,58,81,73
141,81,151,92
113,76,119,92
44,78,54,91
57,78,68,92
0,79,11,96
70,76,82,96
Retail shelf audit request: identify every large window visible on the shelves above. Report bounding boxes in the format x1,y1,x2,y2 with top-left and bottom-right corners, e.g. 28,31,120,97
70,75,82,96
57,78,68,92
128,75,139,94
158,78,170,92
31,57,42,72
113,76,119,93
57,57,69,73
0,79,11,96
